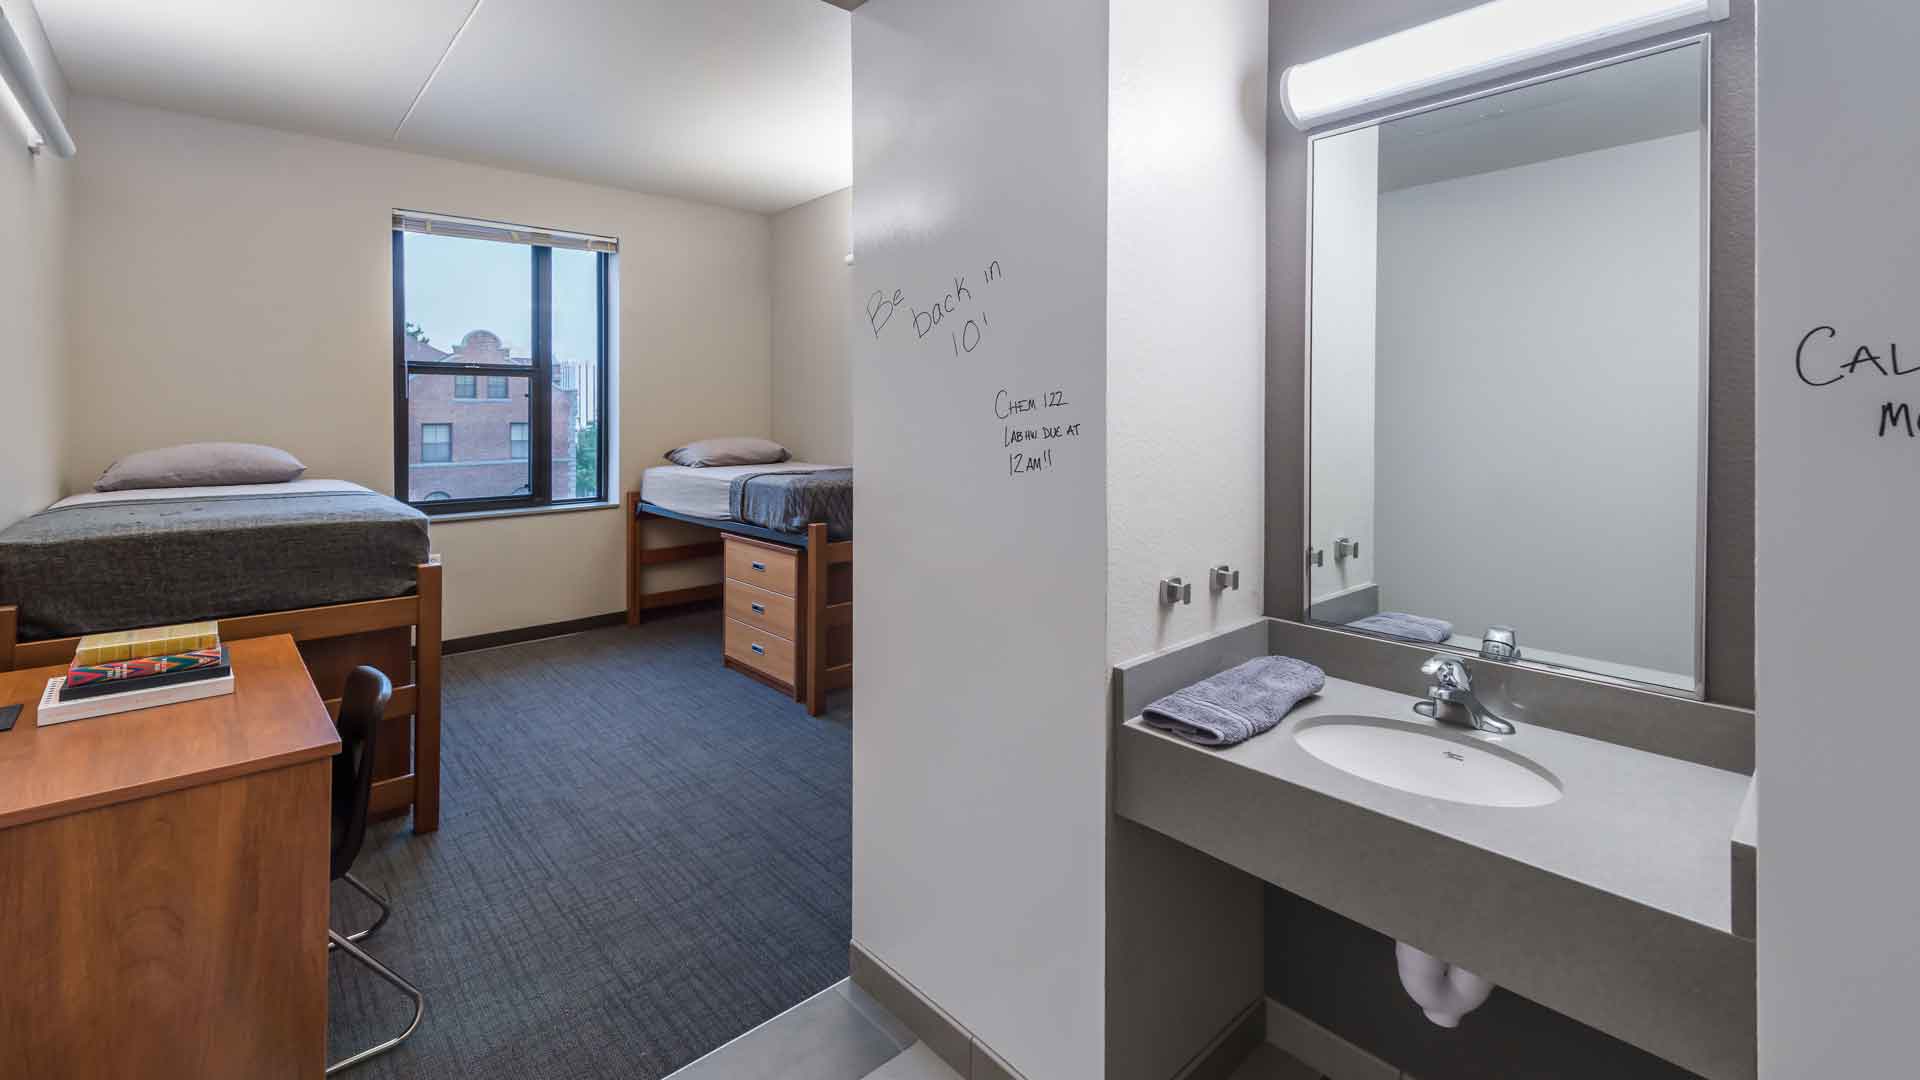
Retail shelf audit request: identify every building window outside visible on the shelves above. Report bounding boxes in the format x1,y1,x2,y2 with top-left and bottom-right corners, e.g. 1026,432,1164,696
395,212,613,513
421,423,452,463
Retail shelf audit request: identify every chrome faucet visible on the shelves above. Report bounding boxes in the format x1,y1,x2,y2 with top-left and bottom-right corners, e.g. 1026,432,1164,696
1414,656,1516,735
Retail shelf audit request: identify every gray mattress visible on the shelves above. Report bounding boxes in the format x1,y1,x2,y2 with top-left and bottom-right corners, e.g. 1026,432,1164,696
729,467,853,541
0,485,431,641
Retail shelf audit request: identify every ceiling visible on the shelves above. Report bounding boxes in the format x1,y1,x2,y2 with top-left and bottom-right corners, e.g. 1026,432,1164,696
33,0,852,213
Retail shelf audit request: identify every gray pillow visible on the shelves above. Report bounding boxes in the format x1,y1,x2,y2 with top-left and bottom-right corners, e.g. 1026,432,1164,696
665,437,791,468
95,443,308,492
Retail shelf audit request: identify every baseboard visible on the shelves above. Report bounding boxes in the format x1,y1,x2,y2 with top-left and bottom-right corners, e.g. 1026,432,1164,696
848,941,1029,1080
1175,999,1267,1080
1264,998,1402,1080
444,612,626,654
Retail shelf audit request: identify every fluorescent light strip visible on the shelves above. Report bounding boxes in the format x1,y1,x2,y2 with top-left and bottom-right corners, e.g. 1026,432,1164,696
1280,0,1728,131
0,72,43,152
0,5,70,156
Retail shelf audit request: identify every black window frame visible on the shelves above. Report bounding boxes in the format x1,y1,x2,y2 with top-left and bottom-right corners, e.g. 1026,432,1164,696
393,227,612,515
420,422,453,463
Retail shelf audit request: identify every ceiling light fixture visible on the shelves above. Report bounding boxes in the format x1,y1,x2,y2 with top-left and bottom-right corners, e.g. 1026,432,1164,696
0,6,74,157
1278,0,1727,131
0,73,42,153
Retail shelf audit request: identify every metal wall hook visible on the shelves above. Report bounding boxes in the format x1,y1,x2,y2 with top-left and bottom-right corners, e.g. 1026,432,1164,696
1334,536,1360,562
1160,577,1192,606
1308,548,1325,568
1210,565,1241,592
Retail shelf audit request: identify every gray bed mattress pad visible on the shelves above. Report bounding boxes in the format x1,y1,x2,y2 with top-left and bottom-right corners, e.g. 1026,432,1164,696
0,487,431,641
729,467,852,541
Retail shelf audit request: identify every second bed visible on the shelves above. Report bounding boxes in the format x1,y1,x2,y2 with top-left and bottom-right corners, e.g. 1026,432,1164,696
628,463,853,715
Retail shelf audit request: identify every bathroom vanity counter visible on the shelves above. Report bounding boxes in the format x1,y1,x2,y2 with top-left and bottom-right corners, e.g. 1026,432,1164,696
1114,674,1757,1079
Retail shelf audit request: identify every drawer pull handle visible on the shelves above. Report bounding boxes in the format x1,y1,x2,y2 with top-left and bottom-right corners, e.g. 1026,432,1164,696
751,602,766,614
750,643,766,655
751,561,767,572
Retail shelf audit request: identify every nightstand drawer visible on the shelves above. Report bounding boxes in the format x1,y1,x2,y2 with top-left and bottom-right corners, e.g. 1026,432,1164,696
725,579,797,639
724,536,799,596
724,617,796,686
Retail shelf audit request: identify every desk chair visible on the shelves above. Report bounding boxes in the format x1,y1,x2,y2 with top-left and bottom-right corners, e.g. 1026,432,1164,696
328,666,425,1074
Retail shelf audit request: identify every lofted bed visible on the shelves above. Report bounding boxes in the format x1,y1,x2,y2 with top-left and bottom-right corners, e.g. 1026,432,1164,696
0,480,441,833
626,467,852,715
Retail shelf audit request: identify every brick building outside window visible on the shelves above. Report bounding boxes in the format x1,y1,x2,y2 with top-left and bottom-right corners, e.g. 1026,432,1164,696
404,330,579,502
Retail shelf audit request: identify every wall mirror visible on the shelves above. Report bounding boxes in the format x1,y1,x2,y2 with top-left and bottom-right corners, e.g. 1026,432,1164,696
1304,39,1710,696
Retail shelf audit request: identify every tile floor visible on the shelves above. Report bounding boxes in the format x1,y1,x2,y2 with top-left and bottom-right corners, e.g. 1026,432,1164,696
666,977,1319,1080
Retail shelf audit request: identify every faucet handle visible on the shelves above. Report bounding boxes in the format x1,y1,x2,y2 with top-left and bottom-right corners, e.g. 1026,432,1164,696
1421,655,1472,690
1479,625,1520,662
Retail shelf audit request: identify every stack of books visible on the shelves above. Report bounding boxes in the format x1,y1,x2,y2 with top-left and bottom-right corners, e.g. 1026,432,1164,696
39,621,235,726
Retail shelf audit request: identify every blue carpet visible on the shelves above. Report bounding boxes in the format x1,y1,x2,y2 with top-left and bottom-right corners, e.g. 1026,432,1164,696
326,608,852,1079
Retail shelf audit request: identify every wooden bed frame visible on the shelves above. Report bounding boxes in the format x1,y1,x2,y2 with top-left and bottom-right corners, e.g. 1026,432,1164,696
0,559,443,834
625,492,852,715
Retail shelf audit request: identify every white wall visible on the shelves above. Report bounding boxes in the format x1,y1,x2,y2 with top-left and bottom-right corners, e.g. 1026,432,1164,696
851,0,1109,1076
1305,126,1377,607
0,0,68,531
1756,2,1920,1074
63,96,773,638
1371,133,1703,679
1107,0,1269,666
771,187,852,463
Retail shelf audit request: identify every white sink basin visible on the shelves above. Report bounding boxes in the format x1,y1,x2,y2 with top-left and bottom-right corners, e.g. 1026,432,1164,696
1293,716,1563,808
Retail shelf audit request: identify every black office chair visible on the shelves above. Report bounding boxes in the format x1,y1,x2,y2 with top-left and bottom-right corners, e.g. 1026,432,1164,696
327,666,424,1075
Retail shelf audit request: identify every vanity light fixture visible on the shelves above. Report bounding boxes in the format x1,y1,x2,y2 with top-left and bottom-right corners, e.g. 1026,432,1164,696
0,6,75,157
1278,0,1727,131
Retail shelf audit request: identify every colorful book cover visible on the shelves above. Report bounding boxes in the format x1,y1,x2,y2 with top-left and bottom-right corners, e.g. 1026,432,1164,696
60,646,230,702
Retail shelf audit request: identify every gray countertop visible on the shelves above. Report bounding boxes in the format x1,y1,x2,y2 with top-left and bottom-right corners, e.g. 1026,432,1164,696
1125,675,1751,932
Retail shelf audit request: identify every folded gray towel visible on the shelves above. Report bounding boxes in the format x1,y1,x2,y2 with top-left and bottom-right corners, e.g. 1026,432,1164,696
1346,612,1453,644
1142,656,1326,747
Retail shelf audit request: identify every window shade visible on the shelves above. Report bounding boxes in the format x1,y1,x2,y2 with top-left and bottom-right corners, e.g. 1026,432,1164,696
393,211,618,253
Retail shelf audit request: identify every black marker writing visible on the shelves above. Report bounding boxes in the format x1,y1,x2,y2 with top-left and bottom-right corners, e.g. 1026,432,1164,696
1009,449,1055,475
1797,325,1920,387
867,289,903,339
952,311,986,356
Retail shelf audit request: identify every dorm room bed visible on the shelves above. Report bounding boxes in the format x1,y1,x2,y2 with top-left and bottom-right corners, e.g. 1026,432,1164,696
0,480,442,832
627,464,853,715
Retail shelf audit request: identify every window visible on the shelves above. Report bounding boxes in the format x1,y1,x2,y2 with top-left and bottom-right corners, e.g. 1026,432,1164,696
394,211,614,513
420,423,452,463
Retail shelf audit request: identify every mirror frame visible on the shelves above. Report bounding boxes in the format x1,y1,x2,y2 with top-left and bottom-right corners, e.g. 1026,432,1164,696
1299,34,1715,699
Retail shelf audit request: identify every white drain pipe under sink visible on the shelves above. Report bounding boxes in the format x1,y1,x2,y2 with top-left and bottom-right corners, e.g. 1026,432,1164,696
1396,942,1496,1027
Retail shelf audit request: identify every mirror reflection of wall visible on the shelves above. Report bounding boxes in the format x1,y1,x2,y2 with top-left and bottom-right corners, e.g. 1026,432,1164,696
1306,41,1709,694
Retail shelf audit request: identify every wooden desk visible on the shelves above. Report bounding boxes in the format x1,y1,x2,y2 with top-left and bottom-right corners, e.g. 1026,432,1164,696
0,634,339,1078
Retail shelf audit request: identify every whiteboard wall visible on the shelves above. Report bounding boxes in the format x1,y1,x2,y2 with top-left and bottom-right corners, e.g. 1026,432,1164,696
850,1,1110,1077
1755,1,1920,1074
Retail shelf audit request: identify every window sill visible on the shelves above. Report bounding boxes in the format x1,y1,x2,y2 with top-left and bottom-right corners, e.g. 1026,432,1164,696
424,499,620,524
